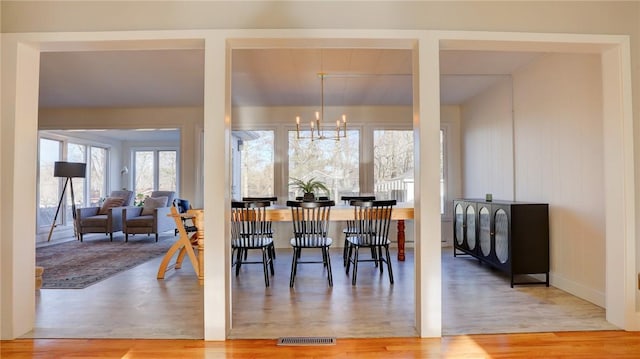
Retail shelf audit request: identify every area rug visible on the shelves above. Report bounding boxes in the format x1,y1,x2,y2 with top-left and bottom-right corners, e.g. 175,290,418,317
36,235,176,289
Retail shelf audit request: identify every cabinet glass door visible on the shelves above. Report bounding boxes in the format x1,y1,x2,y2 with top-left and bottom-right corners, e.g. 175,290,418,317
494,209,509,263
478,206,491,256
454,203,464,246
465,205,476,250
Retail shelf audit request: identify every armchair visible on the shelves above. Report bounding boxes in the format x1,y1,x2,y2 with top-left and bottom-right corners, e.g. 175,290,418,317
123,191,176,242
76,190,134,242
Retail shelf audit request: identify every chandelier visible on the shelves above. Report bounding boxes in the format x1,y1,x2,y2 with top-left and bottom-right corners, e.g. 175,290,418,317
295,73,347,141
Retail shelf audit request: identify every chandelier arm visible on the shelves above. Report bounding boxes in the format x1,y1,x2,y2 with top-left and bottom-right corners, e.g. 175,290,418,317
294,72,347,141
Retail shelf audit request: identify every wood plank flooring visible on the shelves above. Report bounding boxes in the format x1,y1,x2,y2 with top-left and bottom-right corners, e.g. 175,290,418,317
4,331,640,358
27,233,615,340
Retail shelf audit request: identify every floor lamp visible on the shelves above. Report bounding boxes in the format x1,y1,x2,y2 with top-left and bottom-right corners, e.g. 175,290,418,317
47,161,86,242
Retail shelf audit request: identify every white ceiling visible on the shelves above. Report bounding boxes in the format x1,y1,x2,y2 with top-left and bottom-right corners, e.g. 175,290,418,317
39,48,539,140
39,48,540,109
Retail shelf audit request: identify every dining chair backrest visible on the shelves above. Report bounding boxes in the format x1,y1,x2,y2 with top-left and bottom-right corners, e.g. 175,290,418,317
231,201,271,246
242,196,277,205
286,200,334,246
340,195,376,205
349,200,396,245
295,196,330,201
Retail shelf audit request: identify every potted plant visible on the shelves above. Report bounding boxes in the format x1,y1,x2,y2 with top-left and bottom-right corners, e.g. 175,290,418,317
289,177,329,201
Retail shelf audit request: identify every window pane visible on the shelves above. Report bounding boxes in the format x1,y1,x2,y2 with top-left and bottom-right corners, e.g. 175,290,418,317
158,150,177,191
374,130,414,202
240,131,274,197
38,139,61,227
66,143,86,219
90,146,107,206
135,151,154,199
288,130,359,200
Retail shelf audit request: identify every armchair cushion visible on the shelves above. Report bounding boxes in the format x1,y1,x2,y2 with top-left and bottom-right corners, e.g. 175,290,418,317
98,197,126,215
126,215,155,228
141,196,169,215
110,190,134,206
80,214,109,227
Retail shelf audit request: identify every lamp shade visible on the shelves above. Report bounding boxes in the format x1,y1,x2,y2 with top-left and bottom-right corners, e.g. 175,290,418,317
54,161,86,178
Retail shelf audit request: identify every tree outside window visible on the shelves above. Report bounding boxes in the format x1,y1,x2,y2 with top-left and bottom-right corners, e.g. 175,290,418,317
239,131,274,197
373,130,414,202
133,149,178,203
288,130,359,199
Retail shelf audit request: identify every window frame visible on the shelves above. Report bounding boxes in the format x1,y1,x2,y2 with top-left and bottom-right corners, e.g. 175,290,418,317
130,146,180,198
285,125,362,200
37,134,111,231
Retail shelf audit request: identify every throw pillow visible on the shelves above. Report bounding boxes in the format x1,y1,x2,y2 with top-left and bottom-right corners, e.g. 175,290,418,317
98,197,126,215
141,196,169,216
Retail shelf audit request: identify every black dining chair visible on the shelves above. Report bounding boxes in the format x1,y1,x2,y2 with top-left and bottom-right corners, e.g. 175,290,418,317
345,199,396,285
231,200,275,287
340,195,376,266
241,196,277,259
286,200,335,287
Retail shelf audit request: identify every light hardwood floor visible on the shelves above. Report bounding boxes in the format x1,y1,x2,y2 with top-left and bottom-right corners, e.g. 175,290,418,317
4,331,640,358
26,233,616,340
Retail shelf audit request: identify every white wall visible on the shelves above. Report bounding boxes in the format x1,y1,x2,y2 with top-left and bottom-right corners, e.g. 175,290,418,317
459,53,605,306
461,77,515,201
513,53,605,305
441,105,462,246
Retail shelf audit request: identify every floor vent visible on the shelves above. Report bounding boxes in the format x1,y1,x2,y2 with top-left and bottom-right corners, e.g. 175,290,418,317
277,337,337,346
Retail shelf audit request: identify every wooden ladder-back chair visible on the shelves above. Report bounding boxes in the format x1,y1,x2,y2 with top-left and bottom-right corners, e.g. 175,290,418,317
157,206,203,284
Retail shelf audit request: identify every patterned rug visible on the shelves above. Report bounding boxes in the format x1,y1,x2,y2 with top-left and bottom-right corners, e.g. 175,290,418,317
36,234,176,289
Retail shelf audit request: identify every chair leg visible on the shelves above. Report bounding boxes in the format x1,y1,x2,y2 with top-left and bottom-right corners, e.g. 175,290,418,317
351,246,359,285
345,243,353,274
268,245,275,275
385,245,394,284
324,247,333,287
378,246,384,274
289,247,299,287
343,235,349,266
235,248,243,276
155,233,159,242
262,248,270,287
372,247,378,267
125,233,128,242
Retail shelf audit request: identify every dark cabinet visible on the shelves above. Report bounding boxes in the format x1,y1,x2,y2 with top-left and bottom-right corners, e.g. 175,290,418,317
453,199,549,287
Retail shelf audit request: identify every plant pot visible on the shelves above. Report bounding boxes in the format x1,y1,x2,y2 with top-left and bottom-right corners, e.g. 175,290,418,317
302,192,315,202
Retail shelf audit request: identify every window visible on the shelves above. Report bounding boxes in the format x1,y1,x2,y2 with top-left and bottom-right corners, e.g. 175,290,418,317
133,149,178,200
288,130,359,199
38,137,109,230
233,130,274,198
38,138,62,228
89,147,107,207
373,130,414,202
65,143,86,220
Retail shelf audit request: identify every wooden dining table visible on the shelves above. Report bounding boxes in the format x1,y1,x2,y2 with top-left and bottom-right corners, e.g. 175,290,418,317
159,202,414,285
265,203,414,261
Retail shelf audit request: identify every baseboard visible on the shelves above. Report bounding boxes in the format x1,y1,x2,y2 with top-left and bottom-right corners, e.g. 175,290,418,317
551,273,605,307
